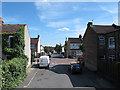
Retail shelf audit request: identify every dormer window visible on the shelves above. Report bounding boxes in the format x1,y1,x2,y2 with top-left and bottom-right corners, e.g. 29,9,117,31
99,36,105,45
108,37,115,49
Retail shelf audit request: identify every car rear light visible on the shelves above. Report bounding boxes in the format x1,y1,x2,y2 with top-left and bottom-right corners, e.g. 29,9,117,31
72,66,74,68
37,59,39,62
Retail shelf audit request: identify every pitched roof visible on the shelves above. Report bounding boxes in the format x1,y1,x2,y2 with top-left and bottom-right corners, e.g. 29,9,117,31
68,38,82,43
91,25,119,34
31,38,38,44
2,24,26,33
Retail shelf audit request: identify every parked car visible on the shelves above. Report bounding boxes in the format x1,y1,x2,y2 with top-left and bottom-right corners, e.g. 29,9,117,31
70,63,82,74
77,56,84,66
33,58,36,62
59,54,64,58
39,56,50,68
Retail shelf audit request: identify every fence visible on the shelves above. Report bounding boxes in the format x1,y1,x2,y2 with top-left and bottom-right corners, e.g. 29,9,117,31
97,60,120,84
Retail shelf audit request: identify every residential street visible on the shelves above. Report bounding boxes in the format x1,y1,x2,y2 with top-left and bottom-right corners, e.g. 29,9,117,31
17,58,118,88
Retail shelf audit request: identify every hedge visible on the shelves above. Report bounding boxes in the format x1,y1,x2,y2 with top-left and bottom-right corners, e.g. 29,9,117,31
2,56,28,89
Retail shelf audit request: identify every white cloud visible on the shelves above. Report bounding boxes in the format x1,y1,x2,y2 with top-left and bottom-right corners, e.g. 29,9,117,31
58,27,70,31
3,17,21,23
72,6,79,11
46,18,81,28
29,27,39,31
100,6,118,14
34,2,65,21
94,16,118,25
64,25,86,37
46,21,70,27
72,25,86,36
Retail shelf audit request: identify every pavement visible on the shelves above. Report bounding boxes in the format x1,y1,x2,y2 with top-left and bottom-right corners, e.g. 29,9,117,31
17,58,118,89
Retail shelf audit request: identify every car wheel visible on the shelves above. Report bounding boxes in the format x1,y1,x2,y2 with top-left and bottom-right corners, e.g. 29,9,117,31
82,62,85,66
46,65,49,69
80,69,82,74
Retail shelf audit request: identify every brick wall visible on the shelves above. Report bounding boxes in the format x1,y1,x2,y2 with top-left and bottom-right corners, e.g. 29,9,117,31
83,27,98,71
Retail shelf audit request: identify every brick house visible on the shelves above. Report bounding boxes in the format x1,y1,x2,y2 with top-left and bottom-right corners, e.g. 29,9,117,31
2,20,31,68
83,22,120,71
40,45,45,56
30,35,40,57
67,35,83,58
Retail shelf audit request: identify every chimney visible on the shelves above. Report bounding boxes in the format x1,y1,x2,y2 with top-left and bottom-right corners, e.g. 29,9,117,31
0,17,4,24
112,24,117,28
38,34,40,39
112,24,120,29
87,22,93,27
79,34,83,42
79,34,82,39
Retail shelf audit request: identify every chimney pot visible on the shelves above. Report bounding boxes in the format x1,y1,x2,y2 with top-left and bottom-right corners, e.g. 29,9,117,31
0,17,4,24
38,35,40,39
87,22,93,27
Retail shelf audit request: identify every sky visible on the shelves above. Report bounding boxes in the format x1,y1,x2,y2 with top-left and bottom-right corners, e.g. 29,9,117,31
2,2,118,47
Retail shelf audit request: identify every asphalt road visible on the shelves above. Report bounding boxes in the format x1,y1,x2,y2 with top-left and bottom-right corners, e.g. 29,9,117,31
17,58,118,88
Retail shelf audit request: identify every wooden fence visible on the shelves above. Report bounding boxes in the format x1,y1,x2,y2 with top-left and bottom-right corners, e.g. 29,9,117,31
97,60,120,84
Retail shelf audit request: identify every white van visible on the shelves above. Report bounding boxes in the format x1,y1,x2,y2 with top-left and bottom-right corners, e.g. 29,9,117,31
39,56,50,68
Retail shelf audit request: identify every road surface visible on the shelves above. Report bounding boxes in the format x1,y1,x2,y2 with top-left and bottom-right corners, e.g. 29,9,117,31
17,58,118,88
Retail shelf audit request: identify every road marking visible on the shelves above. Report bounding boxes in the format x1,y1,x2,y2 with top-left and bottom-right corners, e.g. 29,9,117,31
24,69,38,88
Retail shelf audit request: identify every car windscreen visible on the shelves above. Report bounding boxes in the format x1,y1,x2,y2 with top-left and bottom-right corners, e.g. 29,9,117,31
72,64,80,67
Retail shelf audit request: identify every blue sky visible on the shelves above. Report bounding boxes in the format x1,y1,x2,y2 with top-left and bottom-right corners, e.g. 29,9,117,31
2,2,118,46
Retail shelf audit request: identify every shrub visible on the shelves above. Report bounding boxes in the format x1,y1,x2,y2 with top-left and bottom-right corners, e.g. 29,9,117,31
2,57,28,89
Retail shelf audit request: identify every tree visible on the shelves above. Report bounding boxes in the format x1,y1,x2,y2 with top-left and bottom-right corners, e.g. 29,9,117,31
55,44,62,54
64,41,68,52
44,46,49,53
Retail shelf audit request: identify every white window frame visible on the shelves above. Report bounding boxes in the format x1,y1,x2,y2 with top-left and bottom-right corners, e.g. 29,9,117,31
109,55,115,62
100,55,106,60
7,35,14,48
108,37,115,49
99,36,105,45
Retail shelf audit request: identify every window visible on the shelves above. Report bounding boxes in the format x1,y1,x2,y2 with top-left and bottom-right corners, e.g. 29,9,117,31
108,37,115,49
99,36,105,45
7,36,14,48
70,43,79,49
31,44,35,48
109,55,115,62
99,55,105,60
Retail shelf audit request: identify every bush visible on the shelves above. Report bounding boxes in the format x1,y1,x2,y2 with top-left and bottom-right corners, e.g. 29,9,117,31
2,57,28,89
31,53,35,62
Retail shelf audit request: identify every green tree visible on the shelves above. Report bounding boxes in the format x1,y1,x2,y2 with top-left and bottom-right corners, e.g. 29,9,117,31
64,41,68,52
55,44,62,54
44,46,49,53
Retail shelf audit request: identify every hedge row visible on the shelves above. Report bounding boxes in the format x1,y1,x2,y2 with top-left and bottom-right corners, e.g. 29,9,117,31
2,56,28,89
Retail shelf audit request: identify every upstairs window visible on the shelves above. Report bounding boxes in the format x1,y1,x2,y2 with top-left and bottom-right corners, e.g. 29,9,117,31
108,37,115,49
99,36,105,45
31,44,35,49
99,55,106,60
70,43,79,49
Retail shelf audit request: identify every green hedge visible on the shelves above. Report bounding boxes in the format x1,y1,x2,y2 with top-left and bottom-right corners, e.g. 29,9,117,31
2,56,28,89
